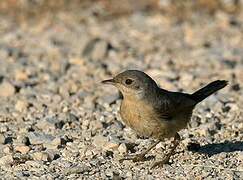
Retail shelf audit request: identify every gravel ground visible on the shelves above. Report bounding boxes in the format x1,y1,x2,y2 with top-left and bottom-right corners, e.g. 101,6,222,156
0,2,242,179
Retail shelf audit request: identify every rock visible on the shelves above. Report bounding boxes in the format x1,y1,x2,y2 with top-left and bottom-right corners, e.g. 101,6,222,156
51,137,62,147
93,135,119,151
28,132,55,145
90,120,103,131
14,70,28,81
45,137,62,149
69,57,84,66
180,72,194,87
65,165,91,175
45,150,60,161
239,152,243,161
3,145,12,154
15,100,29,112
85,150,94,157
0,125,8,132
0,155,14,166
12,153,32,164
105,141,119,150
25,160,42,167
36,119,56,131
195,125,209,137
15,145,30,154
0,134,5,144
93,135,109,148
118,143,127,154
32,152,50,161
91,40,108,61
100,93,119,105
0,81,15,97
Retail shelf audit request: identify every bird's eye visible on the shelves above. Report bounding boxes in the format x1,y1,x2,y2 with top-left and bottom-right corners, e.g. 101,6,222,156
125,79,133,85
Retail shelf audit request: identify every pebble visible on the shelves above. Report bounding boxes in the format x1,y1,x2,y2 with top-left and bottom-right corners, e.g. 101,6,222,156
90,120,104,131
0,134,5,144
91,40,108,61
14,70,28,81
15,145,30,154
93,135,119,151
28,132,55,145
238,152,243,161
45,137,62,149
35,119,56,131
15,100,29,112
105,141,119,150
100,93,119,105
93,135,109,148
3,145,12,154
32,152,50,161
118,143,127,154
0,81,15,97
0,155,14,166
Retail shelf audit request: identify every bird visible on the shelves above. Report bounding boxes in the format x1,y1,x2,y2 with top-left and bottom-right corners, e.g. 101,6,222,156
101,70,228,168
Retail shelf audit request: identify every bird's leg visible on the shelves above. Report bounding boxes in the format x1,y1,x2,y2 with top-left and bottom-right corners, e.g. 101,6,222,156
151,133,181,168
120,139,161,162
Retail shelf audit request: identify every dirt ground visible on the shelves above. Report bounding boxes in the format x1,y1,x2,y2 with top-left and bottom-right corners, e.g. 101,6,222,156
0,0,242,179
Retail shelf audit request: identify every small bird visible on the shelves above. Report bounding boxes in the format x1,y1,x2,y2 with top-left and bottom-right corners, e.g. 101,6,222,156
102,70,227,168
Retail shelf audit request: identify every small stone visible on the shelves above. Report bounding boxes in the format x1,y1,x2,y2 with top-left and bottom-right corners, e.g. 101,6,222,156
15,70,28,81
3,145,12,154
32,152,50,161
85,150,93,157
15,100,29,112
93,135,119,151
69,57,84,66
15,145,30,154
90,120,103,131
0,155,14,166
0,134,5,144
105,141,119,150
93,135,109,148
238,152,243,161
180,73,194,87
118,143,127,154
51,137,62,147
0,81,15,97
45,137,62,149
45,150,60,161
100,93,119,105
28,132,55,145
91,40,108,61
195,126,208,137
0,125,8,132
36,119,56,131
62,106,69,113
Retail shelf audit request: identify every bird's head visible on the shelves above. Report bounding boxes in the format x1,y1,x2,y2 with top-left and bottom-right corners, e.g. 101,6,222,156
102,70,158,100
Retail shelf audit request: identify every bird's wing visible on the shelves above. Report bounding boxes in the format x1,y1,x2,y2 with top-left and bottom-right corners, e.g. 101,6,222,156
153,90,196,121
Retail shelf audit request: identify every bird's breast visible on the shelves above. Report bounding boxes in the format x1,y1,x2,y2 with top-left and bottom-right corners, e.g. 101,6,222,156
120,98,191,139
120,99,166,138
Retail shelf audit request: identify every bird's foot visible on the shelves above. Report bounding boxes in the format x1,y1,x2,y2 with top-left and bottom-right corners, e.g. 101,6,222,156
119,153,146,162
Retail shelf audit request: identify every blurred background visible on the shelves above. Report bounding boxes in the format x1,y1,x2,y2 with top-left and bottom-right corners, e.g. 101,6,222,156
0,0,242,179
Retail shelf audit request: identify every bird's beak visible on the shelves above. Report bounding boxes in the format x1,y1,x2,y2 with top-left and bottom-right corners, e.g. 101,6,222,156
101,79,115,85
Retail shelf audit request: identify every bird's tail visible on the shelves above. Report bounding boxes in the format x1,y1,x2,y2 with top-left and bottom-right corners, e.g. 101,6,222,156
190,80,228,102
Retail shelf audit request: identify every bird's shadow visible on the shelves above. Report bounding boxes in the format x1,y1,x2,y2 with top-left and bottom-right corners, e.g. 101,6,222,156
187,140,243,156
